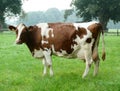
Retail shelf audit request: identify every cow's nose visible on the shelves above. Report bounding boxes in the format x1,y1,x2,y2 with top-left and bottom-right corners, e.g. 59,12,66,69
16,39,22,44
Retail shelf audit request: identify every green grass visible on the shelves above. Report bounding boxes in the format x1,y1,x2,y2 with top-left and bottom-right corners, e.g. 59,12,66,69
0,32,120,91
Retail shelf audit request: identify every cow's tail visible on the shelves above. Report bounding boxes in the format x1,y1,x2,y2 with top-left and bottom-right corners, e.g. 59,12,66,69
101,30,106,61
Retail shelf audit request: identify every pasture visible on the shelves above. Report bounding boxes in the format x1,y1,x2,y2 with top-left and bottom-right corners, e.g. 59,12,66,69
0,31,120,91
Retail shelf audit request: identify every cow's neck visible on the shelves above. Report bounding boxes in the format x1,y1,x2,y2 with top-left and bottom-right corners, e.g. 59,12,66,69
25,33,37,54
26,42,34,53
25,26,42,54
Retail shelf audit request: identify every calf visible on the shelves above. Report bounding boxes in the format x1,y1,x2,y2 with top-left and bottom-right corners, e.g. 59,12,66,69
9,21,105,78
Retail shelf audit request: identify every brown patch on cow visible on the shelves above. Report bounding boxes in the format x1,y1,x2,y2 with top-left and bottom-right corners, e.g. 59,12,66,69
76,27,87,38
87,23,102,39
47,23,77,54
25,25,42,52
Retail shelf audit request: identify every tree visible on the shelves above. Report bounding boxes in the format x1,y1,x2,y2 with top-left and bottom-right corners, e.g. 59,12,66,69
45,8,64,22
64,9,82,22
18,11,47,25
64,9,74,21
17,8,64,25
70,0,120,30
0,0,22,28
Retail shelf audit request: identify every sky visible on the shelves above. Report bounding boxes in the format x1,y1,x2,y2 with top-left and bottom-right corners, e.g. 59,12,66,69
22,0,72,12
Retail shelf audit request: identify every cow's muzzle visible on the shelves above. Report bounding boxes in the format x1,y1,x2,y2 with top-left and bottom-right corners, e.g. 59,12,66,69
16,40,23,44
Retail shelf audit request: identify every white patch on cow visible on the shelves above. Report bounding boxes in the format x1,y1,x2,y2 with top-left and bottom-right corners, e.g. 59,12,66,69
41,40,49,44
16,23,25,42
37,23,54,38
51,29,54,37
73,23,79,30
77,48,85,59
69,35,84,59
74,35,81,44
71,35,81,51
37,23,49,38
73,21,98,30
33,49,44,58
56,49,68,57
80,21,98,28
60,49,67,55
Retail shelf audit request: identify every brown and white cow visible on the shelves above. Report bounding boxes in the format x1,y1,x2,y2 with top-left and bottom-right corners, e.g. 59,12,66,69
9,21,105,78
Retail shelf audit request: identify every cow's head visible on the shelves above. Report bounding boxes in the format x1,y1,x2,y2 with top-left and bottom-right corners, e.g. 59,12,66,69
9,23,28,44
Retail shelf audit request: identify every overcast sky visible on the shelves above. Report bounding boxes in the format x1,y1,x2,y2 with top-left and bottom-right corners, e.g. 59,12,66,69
22,0,72,12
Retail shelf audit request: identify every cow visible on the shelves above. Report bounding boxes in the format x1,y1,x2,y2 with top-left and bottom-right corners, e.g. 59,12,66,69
9,21,106,78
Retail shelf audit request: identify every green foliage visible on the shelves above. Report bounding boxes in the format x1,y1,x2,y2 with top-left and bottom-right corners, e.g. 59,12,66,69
0,32,120,91
0,0,22,27
71,0,120,30
64,9,74,20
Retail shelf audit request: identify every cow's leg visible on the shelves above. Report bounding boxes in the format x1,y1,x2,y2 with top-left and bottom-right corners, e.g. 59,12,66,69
43,49,53,76
92,46,100,76
82,45,93,78
42,58,47,76
82,58,93,78
93,58,100,76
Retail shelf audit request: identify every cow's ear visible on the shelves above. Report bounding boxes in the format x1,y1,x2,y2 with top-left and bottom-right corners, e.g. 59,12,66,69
28,26,33,31
8,25,16,31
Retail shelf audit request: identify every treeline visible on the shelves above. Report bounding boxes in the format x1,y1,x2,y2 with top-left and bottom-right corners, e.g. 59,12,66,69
7,8,120,29
17,8,81,26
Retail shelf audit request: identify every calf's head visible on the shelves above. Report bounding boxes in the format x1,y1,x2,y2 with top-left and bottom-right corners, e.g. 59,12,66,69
9,23,28,44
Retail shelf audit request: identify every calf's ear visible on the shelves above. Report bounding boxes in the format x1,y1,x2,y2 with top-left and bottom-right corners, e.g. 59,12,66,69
8,26,16,31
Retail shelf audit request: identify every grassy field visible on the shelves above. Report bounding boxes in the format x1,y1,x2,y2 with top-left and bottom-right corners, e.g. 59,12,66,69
0,32,120,91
